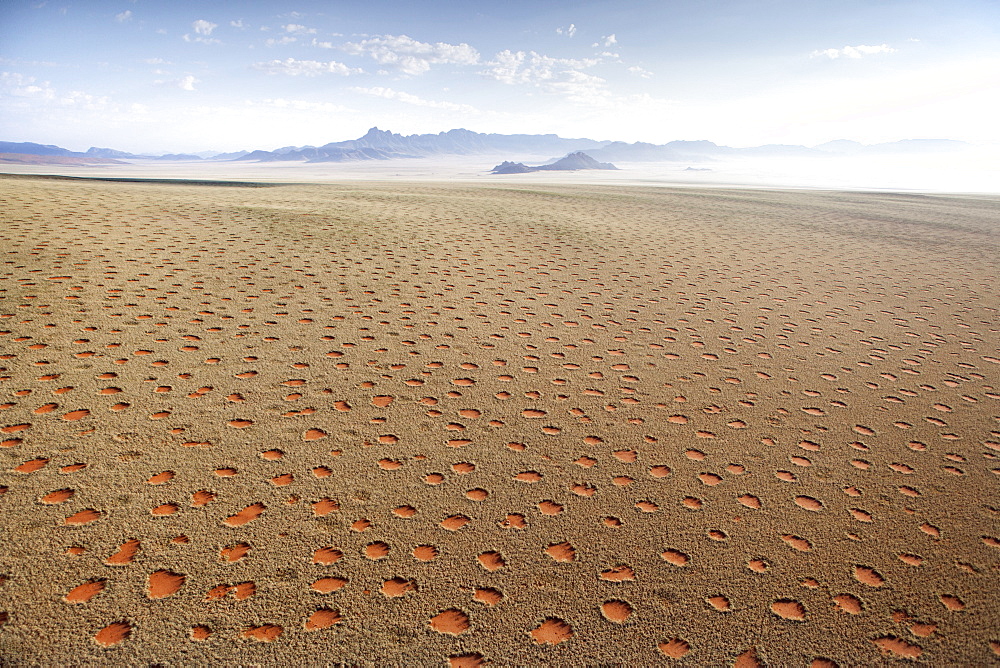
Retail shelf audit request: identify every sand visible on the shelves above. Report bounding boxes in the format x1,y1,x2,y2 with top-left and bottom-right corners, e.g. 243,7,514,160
0,174,998,666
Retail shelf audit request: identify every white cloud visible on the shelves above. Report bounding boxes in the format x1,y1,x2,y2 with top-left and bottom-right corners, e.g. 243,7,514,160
143,57,170,65
1,71,56,99
311,39,334,49
601,34,616,47
265,36,297,47
0,57,58,67
249,98,349,113
59,90,110,109
546,70,611,105
178,75,198,91
283,23,316,34
230,19,246,29
341,34,479,75
556,24,577,37
252,58,363,76
483,50,598,82
351,86,477,112
628,65,653,78
182,21,220,45
482,50,612,105
192,20,217,36
1,72,118,114
183,35,220,45
115,10,132,23
811,44,896,59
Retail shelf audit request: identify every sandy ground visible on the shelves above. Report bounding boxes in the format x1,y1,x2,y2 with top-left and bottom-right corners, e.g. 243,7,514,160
0,175,998,666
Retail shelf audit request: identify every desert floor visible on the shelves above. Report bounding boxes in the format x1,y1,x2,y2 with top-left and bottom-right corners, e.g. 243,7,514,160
0,175,998,666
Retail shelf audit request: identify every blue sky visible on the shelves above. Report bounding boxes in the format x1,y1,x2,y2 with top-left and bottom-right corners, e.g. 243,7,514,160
1,0,998,153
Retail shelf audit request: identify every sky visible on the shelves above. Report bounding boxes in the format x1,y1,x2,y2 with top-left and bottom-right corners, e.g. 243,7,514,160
1,0,998,153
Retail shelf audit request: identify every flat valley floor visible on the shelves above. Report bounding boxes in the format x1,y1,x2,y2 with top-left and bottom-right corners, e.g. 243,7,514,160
0,175,998,666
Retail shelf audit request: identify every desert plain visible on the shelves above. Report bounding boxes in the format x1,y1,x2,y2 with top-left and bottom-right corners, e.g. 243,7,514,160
0,173,998,666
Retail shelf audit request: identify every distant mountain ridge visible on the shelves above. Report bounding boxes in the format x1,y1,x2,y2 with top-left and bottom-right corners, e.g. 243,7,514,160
84,147,207,161
0,153,125,166
0,133,972,165
0,141,87,157
579,138,969,162
235,127,610,163
0,142,228,162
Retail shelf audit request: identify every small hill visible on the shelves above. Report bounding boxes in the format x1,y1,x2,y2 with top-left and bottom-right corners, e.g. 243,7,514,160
540,152,618,171
491,152,617,174
491,161,534,174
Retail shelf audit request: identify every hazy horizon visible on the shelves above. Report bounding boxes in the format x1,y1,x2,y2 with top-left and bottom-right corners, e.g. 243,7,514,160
2,0,999,155
2,125,995,158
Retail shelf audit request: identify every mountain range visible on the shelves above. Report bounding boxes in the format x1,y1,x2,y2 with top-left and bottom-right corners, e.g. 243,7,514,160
0,130,971,165
234,127,608,163
583,137,970,163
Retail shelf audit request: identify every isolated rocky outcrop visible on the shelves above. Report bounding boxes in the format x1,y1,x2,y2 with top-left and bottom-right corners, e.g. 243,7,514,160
490,161,534,174
541,152,618,170
491,152,618,174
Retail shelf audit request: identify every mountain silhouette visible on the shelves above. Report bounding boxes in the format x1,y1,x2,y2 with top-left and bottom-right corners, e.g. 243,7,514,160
0,132,972,164
492,152,618,173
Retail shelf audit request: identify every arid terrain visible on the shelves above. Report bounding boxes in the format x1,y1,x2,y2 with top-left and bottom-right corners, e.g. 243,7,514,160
0,174,998,666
